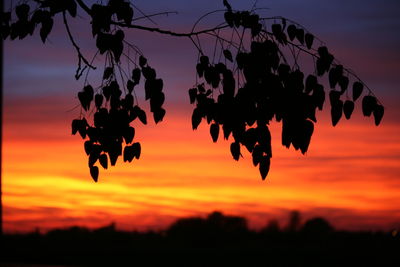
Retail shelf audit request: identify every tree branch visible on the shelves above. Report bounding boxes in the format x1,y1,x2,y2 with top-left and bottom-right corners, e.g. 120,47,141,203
62,11,96,80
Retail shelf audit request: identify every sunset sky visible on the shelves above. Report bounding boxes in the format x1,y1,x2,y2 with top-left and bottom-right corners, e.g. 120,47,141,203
3,0,400,233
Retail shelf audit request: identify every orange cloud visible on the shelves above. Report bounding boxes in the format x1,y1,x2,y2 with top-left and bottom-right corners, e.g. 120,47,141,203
3,96,400,233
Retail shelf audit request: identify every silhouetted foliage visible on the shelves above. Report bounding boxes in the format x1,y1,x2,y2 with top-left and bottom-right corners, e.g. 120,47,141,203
2,0,385,181
1,211,399,267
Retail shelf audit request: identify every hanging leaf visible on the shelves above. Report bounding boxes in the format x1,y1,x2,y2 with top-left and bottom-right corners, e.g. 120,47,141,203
196,63,204,78
299,120,314,154
103,67,113,80
210,123,219,143
153,108,166,124
188,88,197,104
200,55,209,67
343,100,354,120
132,68,141,83
223,49,233,62
132,142,141,159
373,105,384,126
139,55,147,67
137,108,147,125
224,11,234,27
259,156,270,180
99,154,108,169
84,141,92,155
192,108,202,130
230,142,241,161
305,75,317,94
338,76,349,93
362,95,377,117
352,81,364,101
123,126,135,144
90,166,99,182
296,28,304,44
329,90,341,107
66,0,77,17
331,99,343,126
78,91,90,111
95,94,103,109
287,24,297,41
123,145,135,163
16,4,30,21
252,145,262,167
40,16,53,43
71,119,80,135
305,33,314,49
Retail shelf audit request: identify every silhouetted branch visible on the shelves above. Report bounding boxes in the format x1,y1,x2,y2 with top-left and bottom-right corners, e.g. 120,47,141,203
62,11,96,80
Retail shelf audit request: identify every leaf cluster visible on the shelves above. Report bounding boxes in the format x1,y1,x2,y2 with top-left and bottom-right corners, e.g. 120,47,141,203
72,55,165,182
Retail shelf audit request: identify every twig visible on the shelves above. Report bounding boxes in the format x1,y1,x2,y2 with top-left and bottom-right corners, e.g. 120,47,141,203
62,11,96,80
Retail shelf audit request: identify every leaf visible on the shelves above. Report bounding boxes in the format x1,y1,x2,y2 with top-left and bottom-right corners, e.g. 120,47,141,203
90,166,99,182
299,120,314,154
329,90,341,107
142,66,156,81
271,24,282,39
224,11,234,27
139,55,147,67
137,108,147,125
123,126,135,144
200,55,209,67
123,145,135,163
67,0,77,17
343,100,354,120
259,156,270,180
287,24,297,41
192,108,202,130
210,123,219,143
127,80,135,94
305,75,317,94
338,76,349,93
150,92,165,112
305,33,314,49
153,107,166,124
196,63,204,78
103,67,113,80
132,68,141,83
95,94,103,109
78,92,89,111
188,88,197,104
78,118,88,139
132,142,141,159
71,119,80,135
312,84,325,110
223,49,233,62
84,85,94,101
230,142,241,161
98,154,107,170
352,81,364,101
362,95,377,117
16,4,30,21
124,93,134,108
40,16,53,43
331,99,343,126
373,105,384,126
84,141,92,155
252,145,262,167
296,28,304,44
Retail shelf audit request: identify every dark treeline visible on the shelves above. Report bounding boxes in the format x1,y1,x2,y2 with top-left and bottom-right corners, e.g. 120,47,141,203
1,211,399,267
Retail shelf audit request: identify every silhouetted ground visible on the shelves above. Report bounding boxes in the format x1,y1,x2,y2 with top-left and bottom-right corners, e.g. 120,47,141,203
1,211,399,267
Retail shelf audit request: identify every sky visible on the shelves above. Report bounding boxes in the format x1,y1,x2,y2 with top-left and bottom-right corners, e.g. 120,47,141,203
3,0,400,233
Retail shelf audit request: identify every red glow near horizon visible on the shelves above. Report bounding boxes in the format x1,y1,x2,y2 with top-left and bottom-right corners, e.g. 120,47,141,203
3,96,400,233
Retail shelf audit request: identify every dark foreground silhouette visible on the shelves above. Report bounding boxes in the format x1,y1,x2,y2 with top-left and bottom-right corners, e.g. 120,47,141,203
1,211,399,267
